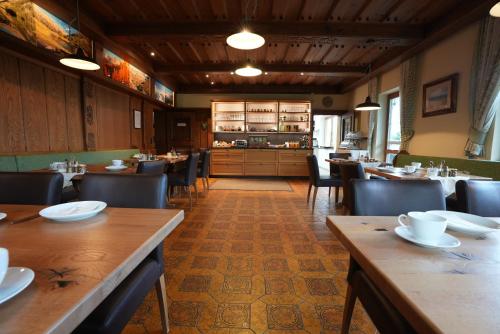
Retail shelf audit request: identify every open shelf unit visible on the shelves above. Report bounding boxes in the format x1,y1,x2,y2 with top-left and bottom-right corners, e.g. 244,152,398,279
211,100,311,134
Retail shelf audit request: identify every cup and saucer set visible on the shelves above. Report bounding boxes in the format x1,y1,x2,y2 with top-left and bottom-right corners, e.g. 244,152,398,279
0,248,34,305
105,159,127,171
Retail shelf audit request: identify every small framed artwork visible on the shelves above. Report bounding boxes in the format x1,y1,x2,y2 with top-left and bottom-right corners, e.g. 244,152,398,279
134,110,142,129
422,73,458,117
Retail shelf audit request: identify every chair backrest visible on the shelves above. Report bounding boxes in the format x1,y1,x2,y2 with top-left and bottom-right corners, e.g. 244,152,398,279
339,163,366,210
0,172,63,205
306,155,320,186
455,180,500,216
199,150,211,177
351,179,446,216
329,152,351,176
184,152,200,184
136,160,166,175
79,173,167,209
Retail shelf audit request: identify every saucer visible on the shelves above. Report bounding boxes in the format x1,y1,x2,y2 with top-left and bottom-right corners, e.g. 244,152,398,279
0,267,35,304
0,212,6,221
394,226,460,249
105,165,127,171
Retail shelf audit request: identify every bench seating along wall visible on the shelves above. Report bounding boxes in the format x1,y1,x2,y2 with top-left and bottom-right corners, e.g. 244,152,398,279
395,154,500,181
0,149,140,172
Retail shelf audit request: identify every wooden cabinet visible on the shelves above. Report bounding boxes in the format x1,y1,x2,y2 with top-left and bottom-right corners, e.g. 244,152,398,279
245,163,278,176
278,149,310,163
278,149,311,176
212,149,245,162
211,162,245,175
211,149,245,175
245,149,277,163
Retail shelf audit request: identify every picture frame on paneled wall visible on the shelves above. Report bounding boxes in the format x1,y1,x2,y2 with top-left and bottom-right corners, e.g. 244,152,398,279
102,48,151,95
422,73,458,117
154,80,174,107
134,110,141,129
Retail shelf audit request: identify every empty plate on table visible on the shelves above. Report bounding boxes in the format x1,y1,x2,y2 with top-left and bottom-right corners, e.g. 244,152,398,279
427,210,500,237
0,267,35,304
395,226,460,249
105,165,127,171
39,201,107,222
0,213,6,221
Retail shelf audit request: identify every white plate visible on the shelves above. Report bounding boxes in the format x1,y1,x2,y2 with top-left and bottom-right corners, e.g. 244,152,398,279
0,267,35,304
105,165,127,171
0,213,6,221
427,210,500,236
39,201,107,222
394,226,461,249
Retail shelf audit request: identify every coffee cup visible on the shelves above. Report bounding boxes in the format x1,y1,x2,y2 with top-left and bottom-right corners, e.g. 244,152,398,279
404,165,416,173
0,248,8,286
411,162,422,169
398,212,447,243
112,160,123,166
427,167,439,177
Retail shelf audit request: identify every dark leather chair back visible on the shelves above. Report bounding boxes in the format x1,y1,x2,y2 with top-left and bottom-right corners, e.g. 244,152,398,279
352,179,446,216
329,152,351,176
136,160,166,175
184,152,200,185
0,172,63,205
306,155,320,186
79,173,167,209
198,150,211,177
455,180,500,216
339,163,366,210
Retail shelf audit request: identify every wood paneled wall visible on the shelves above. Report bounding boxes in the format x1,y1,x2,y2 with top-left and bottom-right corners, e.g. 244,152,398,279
0,48,158,154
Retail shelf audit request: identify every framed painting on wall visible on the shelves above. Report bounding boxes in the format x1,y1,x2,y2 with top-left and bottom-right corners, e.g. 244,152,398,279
422,73,458,117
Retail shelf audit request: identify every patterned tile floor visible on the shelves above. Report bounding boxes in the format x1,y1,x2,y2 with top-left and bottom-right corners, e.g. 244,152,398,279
123,179,375,334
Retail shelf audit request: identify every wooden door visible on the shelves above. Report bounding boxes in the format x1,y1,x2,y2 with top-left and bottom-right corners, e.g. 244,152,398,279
168,112,193,151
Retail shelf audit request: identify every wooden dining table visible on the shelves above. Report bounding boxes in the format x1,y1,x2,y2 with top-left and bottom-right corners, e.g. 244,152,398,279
0,204,184,334
327,215,500,334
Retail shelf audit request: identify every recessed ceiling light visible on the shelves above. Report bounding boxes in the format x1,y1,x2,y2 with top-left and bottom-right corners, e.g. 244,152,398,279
226,30,265,50
235,65,262,77
230,71,234,75
210,81,215,85
205,74,210,78
264,72,268,75
490,2,500,17
150,51,155,56
300,72,304,76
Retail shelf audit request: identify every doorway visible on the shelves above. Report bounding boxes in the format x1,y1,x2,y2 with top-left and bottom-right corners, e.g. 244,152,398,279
313,115,340,174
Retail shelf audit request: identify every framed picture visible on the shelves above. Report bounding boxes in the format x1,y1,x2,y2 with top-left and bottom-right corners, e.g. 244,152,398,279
341,113,354,141
134,110,141,129
422,73,458,117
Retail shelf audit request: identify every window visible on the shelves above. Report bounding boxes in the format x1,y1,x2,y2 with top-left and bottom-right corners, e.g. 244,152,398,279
385,92,401,163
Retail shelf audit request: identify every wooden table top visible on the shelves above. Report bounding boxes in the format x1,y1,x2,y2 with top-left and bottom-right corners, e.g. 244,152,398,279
0,204,184,334
326,215,500,334
364,167,492,181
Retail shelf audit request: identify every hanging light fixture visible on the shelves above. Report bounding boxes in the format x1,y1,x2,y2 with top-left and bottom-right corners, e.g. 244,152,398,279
355,96,381,111
60,0,100,71
490,2,500,17
226,1,264,50
235,65,262,77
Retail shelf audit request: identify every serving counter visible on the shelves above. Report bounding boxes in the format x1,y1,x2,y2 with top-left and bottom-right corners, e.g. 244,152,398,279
210,148,312,176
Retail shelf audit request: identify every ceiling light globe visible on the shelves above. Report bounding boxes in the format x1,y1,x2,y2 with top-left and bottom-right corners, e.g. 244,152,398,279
490,2,500,17
226,30,265,50
235,66,263,77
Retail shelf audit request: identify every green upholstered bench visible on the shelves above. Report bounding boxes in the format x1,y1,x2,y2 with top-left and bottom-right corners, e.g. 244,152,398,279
0,149,140,172
394,154,500,181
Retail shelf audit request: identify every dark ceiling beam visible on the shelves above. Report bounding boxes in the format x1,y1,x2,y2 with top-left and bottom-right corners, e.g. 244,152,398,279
177,84,341,94
155,64,367,77
105,22,424,41
340,0,498,93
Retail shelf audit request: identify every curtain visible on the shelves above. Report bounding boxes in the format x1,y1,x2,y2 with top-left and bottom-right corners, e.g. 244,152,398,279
367,76,380,158
465,17,500,158
399,57,419,152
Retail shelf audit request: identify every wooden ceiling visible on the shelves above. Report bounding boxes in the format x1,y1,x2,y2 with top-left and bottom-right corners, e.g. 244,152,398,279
65,0,496,93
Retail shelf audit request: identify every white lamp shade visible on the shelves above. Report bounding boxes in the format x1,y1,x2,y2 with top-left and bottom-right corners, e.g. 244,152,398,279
60,57,100,70
490,2,500,17
235,66,262,77
226,30,265,50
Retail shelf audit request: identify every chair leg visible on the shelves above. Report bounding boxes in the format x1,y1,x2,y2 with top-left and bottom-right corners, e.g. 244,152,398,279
341,283,357,334
312,187,318,210
328,187,331,198
307,183,312,203
335,187,340,204
201,177,206,192
194,183,199,202
188,186,193,211
155,273,169,334
205,177,210,191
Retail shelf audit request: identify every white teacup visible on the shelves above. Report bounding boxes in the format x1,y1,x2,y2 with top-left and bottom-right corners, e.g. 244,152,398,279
112,160,123,166
398,212,447,243
411,162,422,169
404,165,416,173
427,167,439,177
0,248,8,286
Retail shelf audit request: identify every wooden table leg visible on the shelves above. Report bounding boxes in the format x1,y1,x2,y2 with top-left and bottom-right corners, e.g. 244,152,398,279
155,273,170,334
342,256,361,334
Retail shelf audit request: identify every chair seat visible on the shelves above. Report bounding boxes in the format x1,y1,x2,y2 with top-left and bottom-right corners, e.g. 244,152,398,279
167,172,186,186
446,193,459,211
74,259,161,334
317,175,343,188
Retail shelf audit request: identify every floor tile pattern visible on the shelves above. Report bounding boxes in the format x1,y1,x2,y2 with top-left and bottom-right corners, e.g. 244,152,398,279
123,179,375,334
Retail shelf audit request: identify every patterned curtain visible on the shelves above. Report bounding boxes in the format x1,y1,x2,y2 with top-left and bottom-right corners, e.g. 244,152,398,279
367,76,380,157
399,57,419,152
465,17,500,158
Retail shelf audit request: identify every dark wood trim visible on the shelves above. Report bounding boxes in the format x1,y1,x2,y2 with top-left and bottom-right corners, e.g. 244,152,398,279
340,0,496,93
106,22,423,41
421,73,458,118
312,109,349,116
177,84,341,94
